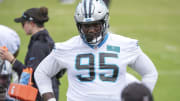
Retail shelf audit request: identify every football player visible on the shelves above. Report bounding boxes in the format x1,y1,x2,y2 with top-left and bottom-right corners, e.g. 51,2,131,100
0,25,20,101
34,0,158,101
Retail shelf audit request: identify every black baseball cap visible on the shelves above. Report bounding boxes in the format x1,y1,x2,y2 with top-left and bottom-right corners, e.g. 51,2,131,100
14,8,41,23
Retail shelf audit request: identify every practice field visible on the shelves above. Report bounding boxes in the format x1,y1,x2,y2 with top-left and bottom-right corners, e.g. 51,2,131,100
0,0,180,101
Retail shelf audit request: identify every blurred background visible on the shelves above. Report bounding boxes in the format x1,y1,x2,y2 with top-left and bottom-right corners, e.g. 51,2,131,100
0,0,180,101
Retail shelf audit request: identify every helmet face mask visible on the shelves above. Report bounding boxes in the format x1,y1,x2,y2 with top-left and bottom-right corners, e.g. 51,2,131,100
80,21,103,45
74,0,109,47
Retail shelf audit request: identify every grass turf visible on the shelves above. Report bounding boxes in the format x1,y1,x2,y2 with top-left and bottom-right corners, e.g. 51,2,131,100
0,0,180,101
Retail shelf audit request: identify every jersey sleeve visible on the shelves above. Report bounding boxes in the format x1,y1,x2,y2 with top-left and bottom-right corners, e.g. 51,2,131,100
128,48,158,92
34,49,63,95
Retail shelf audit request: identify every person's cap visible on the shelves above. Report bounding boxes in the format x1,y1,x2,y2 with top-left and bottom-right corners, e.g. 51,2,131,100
14,8,39,23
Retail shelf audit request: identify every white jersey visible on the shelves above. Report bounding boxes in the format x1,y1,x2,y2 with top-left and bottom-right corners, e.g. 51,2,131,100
35,33,158,101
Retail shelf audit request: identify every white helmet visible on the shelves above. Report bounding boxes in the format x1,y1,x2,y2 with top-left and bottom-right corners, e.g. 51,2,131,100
74,0,109,47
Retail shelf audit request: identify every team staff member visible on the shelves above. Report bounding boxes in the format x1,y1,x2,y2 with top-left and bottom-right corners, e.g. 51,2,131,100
0,7,65,101
35,0,158,101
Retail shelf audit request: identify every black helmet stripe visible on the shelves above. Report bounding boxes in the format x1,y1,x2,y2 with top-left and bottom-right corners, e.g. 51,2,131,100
84,0,93,18
89,0,92,18
84,0,88,18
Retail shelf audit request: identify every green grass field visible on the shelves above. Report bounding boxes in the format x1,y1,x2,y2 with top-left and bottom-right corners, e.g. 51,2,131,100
0,0,180,101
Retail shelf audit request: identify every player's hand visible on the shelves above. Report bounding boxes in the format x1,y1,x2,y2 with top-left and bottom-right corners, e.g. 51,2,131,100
0,47,15,63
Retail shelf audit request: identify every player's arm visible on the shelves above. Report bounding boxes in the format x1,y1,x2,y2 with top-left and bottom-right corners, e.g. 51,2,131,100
34,50,62,101
129,49,158,92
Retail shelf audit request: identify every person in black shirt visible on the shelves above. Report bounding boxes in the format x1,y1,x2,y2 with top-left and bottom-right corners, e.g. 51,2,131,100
121,82,154,101
0,7,65,101
103,0,111,8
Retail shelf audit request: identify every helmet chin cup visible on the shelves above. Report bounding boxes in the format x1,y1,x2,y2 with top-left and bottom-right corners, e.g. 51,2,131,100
89,35,102,45
85,34,94,42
